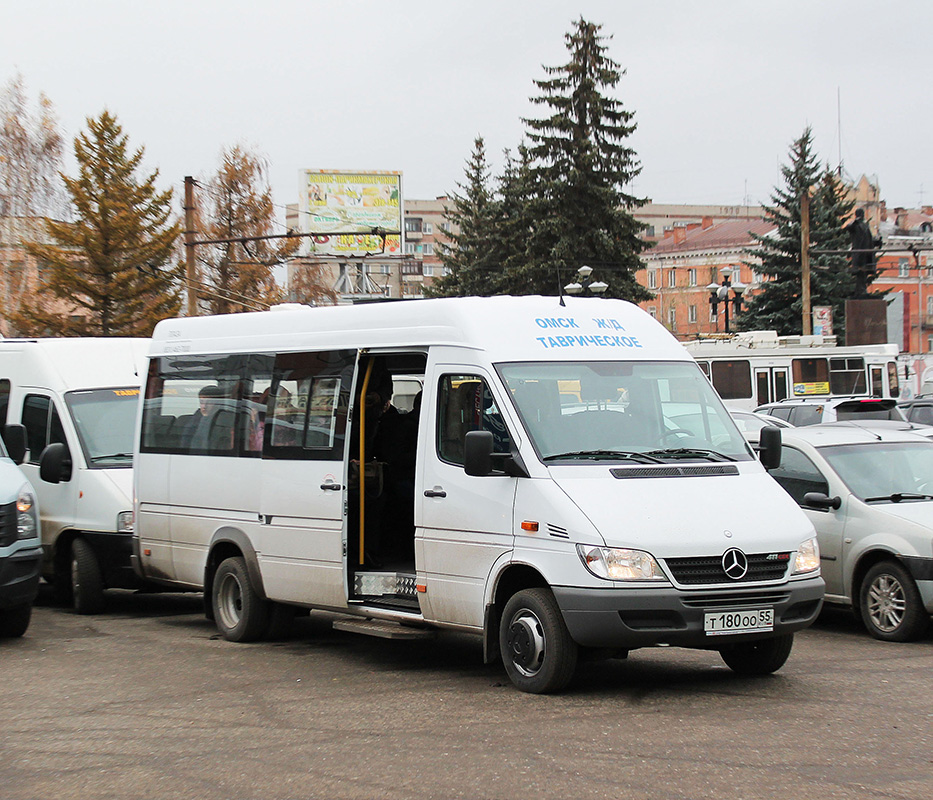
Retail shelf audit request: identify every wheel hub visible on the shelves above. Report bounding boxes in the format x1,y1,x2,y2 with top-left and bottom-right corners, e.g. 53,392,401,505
507,611,545,676
868,575,906,632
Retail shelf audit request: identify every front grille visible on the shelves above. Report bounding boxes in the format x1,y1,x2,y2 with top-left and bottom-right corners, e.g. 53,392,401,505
610,464,739,479
680,591,791,609
0,501,17,547
665,552,791,585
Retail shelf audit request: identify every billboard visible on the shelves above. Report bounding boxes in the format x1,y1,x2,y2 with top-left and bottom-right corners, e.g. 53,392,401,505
299,170,402,257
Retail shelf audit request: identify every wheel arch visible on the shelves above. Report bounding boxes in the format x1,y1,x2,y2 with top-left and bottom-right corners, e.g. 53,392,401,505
850,547,904,607
482,561,549,664
204,527,267,606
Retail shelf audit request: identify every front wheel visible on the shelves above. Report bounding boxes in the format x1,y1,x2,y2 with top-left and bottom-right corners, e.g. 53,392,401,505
499,587,578,694
859,560,929,642
0,603,32,638
719,633,794,675
211,556,268,642
71,538,105,615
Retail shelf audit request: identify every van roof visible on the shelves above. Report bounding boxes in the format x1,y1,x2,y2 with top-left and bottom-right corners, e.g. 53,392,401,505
149,296,690,362
0,338,148,390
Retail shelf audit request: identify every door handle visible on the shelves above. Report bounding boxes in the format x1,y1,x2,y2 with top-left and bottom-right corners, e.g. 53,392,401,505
424,487,447,498
320,482,342,491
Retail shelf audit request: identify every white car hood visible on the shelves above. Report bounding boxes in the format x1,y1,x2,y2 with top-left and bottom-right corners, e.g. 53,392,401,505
866,499,933,529
549,465,815,558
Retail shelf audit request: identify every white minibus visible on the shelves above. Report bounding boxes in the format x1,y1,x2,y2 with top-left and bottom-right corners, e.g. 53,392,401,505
0,338,150,613
133,297,824,693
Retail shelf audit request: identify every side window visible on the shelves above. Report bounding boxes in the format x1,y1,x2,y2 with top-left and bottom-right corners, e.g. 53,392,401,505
22,394,66,464
789,405,823,426
766,406,793,422
0,379,9,427
710,360,752,399
437,375,510,465
769,446,830,505
265,350,354,460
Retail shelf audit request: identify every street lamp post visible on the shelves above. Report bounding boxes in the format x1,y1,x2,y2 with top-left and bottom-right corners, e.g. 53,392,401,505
564,265,609,297
707,265,746,333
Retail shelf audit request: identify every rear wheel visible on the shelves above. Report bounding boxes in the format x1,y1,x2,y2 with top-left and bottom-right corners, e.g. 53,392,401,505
499,587,578,694
859,560,929,642
719,633,794,675
212,557,268,642
0,604,32,638
71,538,105,615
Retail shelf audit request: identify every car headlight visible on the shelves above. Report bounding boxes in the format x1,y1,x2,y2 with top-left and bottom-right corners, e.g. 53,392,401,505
16,487,39,540
792,536,820,575
576,545,669,582
117,511,134,534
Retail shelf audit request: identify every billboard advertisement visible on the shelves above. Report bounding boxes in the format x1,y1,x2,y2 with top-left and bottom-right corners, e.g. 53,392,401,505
299,170,402,257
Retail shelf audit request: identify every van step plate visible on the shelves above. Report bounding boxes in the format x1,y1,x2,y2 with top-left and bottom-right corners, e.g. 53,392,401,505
354,571,417,599
333,618,435,640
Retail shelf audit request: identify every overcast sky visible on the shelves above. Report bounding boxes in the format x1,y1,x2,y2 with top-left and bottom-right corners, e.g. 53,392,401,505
3,0,930,228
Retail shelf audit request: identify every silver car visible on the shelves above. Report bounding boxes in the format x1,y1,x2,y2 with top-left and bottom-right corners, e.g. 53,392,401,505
765,424,933,641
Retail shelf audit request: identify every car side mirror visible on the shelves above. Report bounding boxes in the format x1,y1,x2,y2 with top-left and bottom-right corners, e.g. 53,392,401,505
39,442,72,483
2,423,28,465
803,491,842,511
757,426,782,470
464,430,494,476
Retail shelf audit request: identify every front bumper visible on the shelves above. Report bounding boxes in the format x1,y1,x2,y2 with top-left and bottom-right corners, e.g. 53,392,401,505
0,545,42,609
553,575,825,649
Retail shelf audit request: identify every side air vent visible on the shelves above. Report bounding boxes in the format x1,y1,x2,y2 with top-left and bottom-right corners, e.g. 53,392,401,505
610,464,739,479
547,524,570,539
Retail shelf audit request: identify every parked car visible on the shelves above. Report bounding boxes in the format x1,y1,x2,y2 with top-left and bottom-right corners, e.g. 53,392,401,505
897,398,933,426
762,424,933,641
754,397,905,427
729,410,793,437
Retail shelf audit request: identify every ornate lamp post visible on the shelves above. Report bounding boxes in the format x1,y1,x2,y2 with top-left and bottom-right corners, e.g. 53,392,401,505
706,265,746,333
564,265,609,296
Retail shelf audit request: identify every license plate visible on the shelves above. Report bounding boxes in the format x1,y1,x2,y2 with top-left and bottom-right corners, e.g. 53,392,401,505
704,607,774,636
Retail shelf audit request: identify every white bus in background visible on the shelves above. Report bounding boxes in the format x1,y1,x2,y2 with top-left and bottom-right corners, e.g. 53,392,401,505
0,338,150,613
133,297,823,694
684,331,900,412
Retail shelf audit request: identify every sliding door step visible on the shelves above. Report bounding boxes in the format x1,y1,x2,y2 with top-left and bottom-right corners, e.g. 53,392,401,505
333,618,435,640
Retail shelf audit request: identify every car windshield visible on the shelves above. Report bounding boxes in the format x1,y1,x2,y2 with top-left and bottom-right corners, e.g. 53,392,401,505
65,387,140,468
820,441,933,501
497,360,753,463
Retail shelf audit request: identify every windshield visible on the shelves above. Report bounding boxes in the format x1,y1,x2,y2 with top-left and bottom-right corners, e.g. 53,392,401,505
821,441,933,501
497,360,754,463
65,387,140,468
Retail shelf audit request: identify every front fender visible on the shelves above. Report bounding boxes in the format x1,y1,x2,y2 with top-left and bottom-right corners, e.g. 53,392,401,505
206,526,267,600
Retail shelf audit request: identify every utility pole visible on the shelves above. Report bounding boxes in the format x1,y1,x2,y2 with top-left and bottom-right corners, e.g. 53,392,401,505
801,189,811,335
184,176,198,317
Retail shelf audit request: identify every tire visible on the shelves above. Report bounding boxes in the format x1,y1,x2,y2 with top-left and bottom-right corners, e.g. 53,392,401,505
719,633,794,675
499,587,578,694
211,556,268,642
859,560,929,642
71,538,105,615
0,604,32,638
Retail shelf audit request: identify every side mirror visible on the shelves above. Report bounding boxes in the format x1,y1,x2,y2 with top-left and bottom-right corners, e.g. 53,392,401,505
464,430,494,476
2,424,28,465
757,426,782,470
803,491,842,511
39,442,72,483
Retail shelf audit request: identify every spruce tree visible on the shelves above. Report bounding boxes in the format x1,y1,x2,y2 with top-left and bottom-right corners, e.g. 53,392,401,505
520,17,651,301
429,137,502,297
739,128,868,338
12,110,180,336
196,145,298,314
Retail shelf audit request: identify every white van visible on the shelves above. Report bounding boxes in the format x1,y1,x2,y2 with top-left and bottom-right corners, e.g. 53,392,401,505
0,338,150,613
0,423,41,637
133,297,823,693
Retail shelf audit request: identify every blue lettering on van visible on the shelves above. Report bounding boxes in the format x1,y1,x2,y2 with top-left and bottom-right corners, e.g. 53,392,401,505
534,317,580,329
536,335,642,349
593,318,625,331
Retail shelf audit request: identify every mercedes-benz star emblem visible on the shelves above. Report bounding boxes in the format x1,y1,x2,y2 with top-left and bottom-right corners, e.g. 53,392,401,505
721,548,749,580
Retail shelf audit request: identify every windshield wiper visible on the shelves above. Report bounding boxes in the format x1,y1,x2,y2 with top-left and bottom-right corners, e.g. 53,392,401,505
864,492,933,503
543,450,664,464
643,447,737,462
90,453,133,462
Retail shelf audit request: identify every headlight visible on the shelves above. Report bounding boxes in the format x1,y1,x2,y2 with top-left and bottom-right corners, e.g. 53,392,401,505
576,545,668,582
117,511,134,534
16,488,39,540
792,536,821,575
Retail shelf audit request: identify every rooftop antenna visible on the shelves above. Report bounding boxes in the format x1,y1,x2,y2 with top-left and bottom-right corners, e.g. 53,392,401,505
837,87,843,178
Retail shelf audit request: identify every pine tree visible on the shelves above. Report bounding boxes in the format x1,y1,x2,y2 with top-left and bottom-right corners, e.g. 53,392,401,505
519,17,651,301
738,128,868,337
195,145,299,314
12,110,180,336
428,137,502,297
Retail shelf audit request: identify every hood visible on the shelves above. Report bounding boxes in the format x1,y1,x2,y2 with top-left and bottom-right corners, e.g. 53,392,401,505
0,459,32,504
862,498,933,530
97,467,133,507
549,465,815,558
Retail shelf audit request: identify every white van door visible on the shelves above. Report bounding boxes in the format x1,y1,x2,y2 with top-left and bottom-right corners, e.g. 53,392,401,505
417,366,517,627
255,349,356,609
